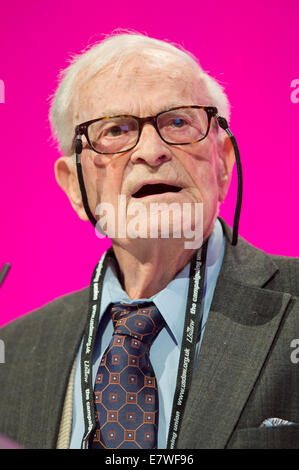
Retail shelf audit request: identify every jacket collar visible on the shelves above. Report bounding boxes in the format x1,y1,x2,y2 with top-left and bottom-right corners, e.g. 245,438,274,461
217,216,279,288
177,217,292,449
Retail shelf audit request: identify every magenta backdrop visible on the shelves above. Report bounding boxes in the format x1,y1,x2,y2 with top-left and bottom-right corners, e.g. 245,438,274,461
0,0,298,327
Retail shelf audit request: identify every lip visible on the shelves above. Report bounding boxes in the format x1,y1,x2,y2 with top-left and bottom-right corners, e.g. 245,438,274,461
131,180,184,197
130,191,186,202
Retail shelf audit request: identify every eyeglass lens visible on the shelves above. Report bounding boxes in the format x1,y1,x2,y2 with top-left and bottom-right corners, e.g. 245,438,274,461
87,107,209,154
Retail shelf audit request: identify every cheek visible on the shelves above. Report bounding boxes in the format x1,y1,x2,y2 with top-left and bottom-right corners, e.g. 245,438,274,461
180,143,219,197
92,154,128,202
191,161,217,187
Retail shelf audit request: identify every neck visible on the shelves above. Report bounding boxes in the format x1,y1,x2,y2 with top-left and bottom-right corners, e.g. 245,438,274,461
111,236,210,299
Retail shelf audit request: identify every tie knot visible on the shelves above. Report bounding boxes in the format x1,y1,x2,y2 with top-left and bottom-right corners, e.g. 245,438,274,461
111,302,165,345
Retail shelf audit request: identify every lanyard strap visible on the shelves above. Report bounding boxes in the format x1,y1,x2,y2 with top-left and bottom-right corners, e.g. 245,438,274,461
167,240,208,448
80,241,208,449
80,247,113,449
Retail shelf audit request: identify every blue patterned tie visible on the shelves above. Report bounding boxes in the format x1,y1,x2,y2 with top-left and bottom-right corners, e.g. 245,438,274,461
91,302,165,449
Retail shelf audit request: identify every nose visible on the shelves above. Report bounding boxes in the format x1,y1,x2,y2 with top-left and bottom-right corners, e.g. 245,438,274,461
130,123,172,167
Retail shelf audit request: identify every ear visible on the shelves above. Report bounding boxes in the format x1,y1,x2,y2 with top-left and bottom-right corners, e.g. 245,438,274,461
216,132,235,203
54,156,89,221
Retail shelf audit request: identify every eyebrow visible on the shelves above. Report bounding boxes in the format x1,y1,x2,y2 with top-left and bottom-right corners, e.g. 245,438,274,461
96,103,193,118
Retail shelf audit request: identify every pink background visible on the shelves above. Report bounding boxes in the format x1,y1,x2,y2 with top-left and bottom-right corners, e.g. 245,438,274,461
0,0,298,327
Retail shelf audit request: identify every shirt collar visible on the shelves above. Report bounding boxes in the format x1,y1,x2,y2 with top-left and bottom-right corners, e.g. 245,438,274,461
153,218,225,345
98,218,224,345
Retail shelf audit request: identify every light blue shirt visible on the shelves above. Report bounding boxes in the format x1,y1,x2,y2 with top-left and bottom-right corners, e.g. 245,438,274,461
70,218,225,449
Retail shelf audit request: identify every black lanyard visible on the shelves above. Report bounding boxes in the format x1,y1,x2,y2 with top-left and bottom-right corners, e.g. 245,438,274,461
80,240,208,449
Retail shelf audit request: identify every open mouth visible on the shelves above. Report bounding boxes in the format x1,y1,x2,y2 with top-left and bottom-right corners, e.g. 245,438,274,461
132,183,183,198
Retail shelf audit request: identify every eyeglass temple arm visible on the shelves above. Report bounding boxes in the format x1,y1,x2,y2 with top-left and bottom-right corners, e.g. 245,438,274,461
75,133,97,227
216,115,243,246
75,118,243,245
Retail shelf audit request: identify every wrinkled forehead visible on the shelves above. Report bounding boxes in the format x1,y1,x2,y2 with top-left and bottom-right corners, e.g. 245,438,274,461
73,51,209,123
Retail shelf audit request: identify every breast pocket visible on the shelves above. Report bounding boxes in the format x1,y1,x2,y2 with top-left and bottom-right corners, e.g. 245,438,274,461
227,425,299,449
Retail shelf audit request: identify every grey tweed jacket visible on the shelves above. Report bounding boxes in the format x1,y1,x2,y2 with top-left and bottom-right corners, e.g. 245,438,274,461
0,217,299,449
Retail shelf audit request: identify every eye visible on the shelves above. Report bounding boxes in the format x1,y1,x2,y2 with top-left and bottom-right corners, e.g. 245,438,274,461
105,125,129,137
170,118,186,128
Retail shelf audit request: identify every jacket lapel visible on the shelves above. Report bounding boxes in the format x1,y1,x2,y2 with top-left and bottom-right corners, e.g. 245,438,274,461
32,288,90,448
177,217,293,448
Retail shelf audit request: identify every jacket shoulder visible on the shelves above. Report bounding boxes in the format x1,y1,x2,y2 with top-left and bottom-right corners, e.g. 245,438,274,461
0,287,90,449
0,287,90,343
218,216,299,298
263,253,299,297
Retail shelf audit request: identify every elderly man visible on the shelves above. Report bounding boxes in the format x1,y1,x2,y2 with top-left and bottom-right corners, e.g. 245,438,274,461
0,33,298,450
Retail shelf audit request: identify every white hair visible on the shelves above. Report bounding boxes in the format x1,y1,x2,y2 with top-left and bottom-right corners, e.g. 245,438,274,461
49,31,231,156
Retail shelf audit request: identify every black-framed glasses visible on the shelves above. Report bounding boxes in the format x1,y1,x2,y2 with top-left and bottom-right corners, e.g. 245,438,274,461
75,105,218,155
74,105,242,247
